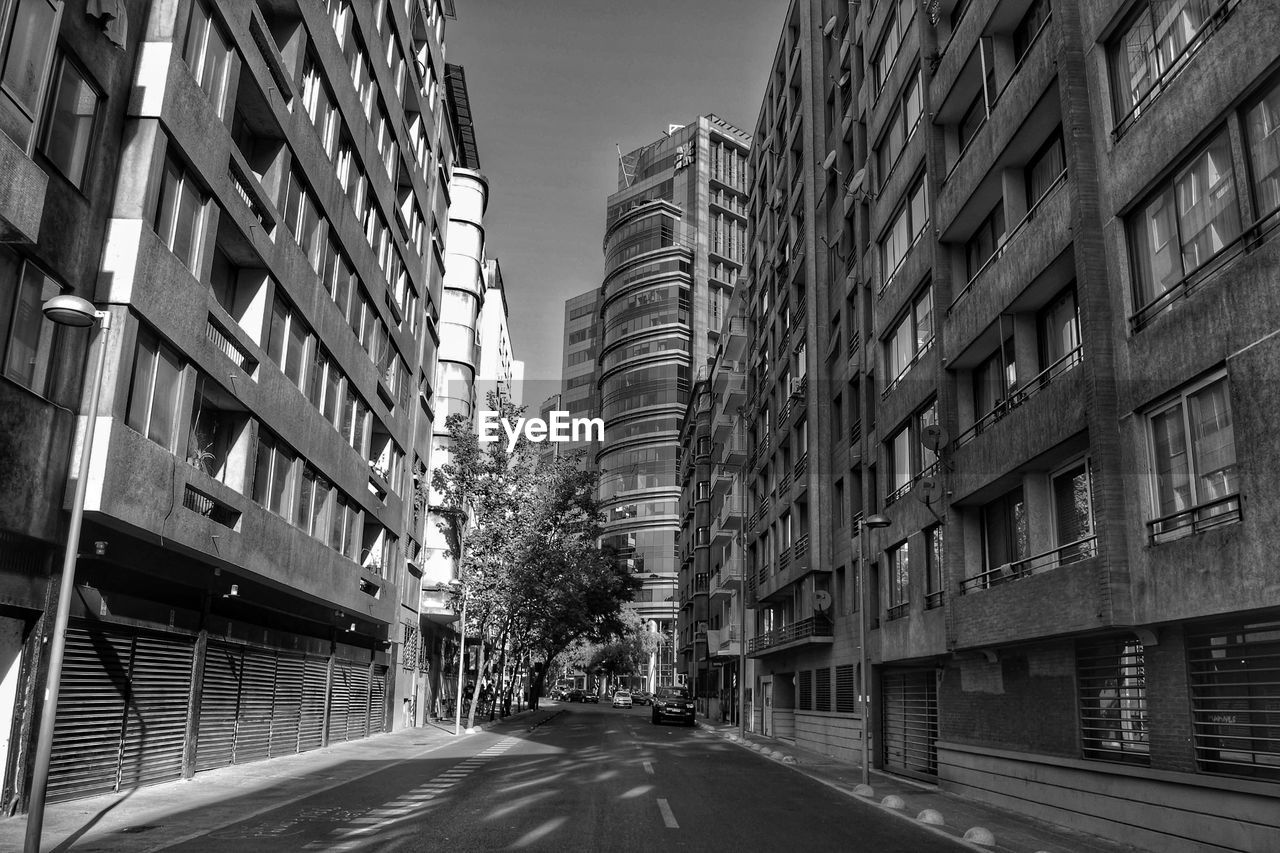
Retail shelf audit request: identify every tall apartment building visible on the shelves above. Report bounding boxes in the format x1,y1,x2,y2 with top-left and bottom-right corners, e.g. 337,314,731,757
476,257,523,408
734,0,1280,850
0,0,457,810
557,288,602,466
599,117,750,689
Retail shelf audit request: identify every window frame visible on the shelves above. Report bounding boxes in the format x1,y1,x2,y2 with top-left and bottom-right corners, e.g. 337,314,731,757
153,150,210,272
37,48,100,189
0,0,62,154
1,251,64,395
125,325,186,451
1144,370,1238,530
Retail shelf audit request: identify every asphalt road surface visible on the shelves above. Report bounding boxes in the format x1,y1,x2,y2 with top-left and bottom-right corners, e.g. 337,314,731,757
162,702,963,852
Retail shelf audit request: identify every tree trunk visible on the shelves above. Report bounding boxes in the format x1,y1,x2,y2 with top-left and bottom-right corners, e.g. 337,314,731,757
491,620,511,721
465,638,488,731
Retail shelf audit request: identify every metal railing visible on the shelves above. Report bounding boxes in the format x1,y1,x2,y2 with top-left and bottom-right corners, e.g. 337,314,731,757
748,616,834,654
1148,493,1242,545
925,589,945,610
882,337,934,399
778,546,792,570
887,602,909,621
794,533,809,558
952,346,1082,451
960,535,1098,594
794,452,809,480
206,318,258,373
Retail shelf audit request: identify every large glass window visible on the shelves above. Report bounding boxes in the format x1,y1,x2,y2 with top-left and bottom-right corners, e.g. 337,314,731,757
1129,131,1240,311
982,486,1028,570
183,0,232,117
38,51,98,188
0,252,62,394
1026,132,1066,207
126,326,184,451
1038,286,1081,370
267,295,313,390
965,201,1006,281
1146,373,1237,530
1245,77,1280,220
1052,459,1095,559
1109,0,1229,125
876,70,922,185
885,400,938,499
884,283,933,384
0,0,61,152
154,153,209,272
880,177,928,288
887,540,909,617
252,427,294,517
281,165,324,270
872,0,915,94
972,335,1016,418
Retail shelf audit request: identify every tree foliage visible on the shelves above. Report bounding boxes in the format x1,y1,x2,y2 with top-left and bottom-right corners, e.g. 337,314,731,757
424,392,636,722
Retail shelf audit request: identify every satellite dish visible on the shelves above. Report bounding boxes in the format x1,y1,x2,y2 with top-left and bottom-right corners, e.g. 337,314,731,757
814,589,833,613
822,15,838,36
823,150,838,171
915,477,942,506
850,167,866,192
921,423,950,453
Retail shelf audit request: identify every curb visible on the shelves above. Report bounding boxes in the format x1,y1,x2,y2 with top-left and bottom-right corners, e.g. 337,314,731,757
701,725,1002,853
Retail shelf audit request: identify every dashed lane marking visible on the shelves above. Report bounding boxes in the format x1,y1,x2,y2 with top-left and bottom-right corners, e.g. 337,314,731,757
657,798,679,829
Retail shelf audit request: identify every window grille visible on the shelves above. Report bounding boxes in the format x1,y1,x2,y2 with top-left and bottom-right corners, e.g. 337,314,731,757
836,664,857,713
1076,635,1150,764
798,670,813,711
816,667,832,712
1188,619,1280,781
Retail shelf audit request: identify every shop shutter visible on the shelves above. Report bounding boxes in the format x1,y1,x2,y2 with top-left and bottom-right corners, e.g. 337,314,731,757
344,660,371,740
196,642,242,771
881,669,938,779
233,648,276,764
327,661,350,743
369,665,388,734
46,627,131,802
117,632,195,789
299,655,329,752
270,652,305,757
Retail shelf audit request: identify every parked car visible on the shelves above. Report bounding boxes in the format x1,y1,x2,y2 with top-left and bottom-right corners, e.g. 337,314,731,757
612,690,633,708
651,686,696,726
584,691,600,703
566,688,585,702
632,691,652,706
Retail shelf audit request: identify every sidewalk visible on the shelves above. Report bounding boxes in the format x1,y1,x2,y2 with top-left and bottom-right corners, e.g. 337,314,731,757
696,720,1151,853
0,707,559,853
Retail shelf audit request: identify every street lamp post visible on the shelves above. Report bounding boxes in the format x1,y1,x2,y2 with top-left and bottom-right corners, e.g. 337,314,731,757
451,581,468,736
857,512,891,787
25,296,112,853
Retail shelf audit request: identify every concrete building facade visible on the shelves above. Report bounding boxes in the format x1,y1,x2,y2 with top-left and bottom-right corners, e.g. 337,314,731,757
729,0,1280,850
0,0,458,810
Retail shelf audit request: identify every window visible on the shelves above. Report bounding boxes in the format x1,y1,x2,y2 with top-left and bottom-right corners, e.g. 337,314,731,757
925,525,943,607
886,400,937,499
330,492,361,559
1012,0,1051,64
695,481,709,501
38,52,98,188
281,165,324,270
296,465,332,539
301,52,338,158
815,667,831,712
884,284,933,386
1052,459,1095,559
880,177,928,288
1109,0,1230,127
1146,373,1238,536
876,70,922,185
183,0,232,117
982,486,1028,571
1077,636,1149,765
972,335,1016,418
1026,132,1066,208
267,295,312,390
126,326,185,450
957,58,994,152
0,251,63,395
872,0,915,94
154,153,209,271
1038,286,1081,371
1129,130,1240,312
1244,77,1280,221
965,201,1006,281
252,428,294,517
797,670,812,711
0,0,61,152
1188,618,1280,781
887,540,909,618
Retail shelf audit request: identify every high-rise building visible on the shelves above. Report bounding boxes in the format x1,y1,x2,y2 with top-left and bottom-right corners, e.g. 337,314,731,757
476,257,521,407
599,116,750,689
558,288,602,467
732,0,1280,850
0,0,456,809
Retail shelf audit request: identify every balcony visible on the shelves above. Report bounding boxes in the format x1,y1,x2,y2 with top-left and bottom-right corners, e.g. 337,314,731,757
748,616,834,656
713,411,735,442
1147,494,1242,545
708,625,742,657
710,564,743,601
793,452,809,482
953,348,1082,451
723,430,748,466
723,315,750,360
960,536,1099,594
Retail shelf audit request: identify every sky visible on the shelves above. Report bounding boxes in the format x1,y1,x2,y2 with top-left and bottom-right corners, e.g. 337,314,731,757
446,0,785,393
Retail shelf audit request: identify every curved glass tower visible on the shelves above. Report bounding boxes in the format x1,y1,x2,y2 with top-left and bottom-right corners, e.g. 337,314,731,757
597,117,751,687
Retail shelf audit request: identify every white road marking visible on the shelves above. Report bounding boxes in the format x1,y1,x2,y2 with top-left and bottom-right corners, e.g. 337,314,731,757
657,798,679,828
643,761,654,775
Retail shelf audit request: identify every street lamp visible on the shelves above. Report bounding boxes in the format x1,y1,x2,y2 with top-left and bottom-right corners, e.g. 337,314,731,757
448,579,469,736
857,512,891,787
25,296,111,853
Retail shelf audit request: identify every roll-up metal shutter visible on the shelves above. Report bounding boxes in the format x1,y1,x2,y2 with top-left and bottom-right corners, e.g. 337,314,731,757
270,652,305,757
299,655,328,752
327,661,350,744
233,647,276,764
47,626,131,802
343,660,371,741
117,632,195,789
369,665,388,734
881,669,938,779
196,641,242,771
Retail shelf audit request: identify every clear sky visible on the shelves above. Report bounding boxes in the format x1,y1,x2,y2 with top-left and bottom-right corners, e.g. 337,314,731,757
446,0,785,395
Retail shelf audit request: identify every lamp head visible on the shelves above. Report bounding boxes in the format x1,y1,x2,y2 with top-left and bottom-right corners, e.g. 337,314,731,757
864,513,892,530
42,295,99,327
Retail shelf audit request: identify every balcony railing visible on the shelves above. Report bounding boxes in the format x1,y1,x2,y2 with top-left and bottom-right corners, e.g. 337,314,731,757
778,470,792,494
925,589,945,610
778,546,792,570
748,616,834,654
207,318,258,374
757,562,771,587
948,171,1068,314
884,461,939,508
952,346,1082,451
882,337,934,399
887,602,909,621
960,535,1098,594
794,533,809,558
1148,493,1242,545
794,452,808,480
848,328,860,359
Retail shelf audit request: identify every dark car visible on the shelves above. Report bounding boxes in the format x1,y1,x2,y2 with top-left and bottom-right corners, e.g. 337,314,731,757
632,691,652,706
566,688,585,702
584,691,600,703
651,686,695,726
